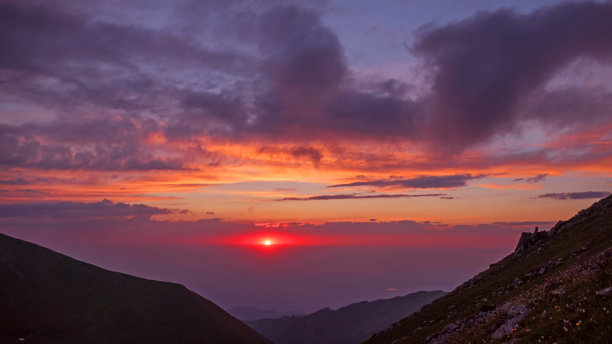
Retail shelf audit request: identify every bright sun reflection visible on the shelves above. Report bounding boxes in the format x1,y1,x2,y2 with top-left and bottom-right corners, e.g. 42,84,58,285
264,240,272,246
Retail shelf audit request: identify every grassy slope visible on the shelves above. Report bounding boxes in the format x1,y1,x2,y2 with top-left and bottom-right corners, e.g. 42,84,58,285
366,196,612,344
0,233,272,344
250,290,446,344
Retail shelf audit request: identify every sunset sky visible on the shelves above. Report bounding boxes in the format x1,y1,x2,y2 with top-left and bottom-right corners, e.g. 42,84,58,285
1,0,611,313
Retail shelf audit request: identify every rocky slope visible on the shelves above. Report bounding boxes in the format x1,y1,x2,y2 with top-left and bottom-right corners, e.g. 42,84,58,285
250,290,445,344
366,196,612,344
0,233,272,344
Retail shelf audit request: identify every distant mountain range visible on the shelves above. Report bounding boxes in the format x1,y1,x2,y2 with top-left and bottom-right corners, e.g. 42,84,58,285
367,195,612,343
3,195,610,344
228,306,301,322
0,233,271,344
249,290,446,344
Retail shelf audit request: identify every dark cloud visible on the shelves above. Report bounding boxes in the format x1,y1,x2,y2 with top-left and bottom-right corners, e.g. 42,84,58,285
322,92,418,137
290,146,323,165
257,6,346,98
0,121,184,171
244,5,349,137
537,191,611,200
278,193,445,201
414,1,612,152
2,0,612,171
492,221,555,226
0,199,172,219
0,2,250,75
514,173,548,183
377,79,410,97
0,188,48,199
329,174,484,189
257,146,324,165
0,178,30,185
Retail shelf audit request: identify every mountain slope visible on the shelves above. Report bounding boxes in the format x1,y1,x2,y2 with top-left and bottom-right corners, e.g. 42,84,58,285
366,196,612,344
249,290,446,344
0,233,272,344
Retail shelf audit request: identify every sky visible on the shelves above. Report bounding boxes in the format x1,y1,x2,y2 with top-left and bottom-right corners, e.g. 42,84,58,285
1,0,612,313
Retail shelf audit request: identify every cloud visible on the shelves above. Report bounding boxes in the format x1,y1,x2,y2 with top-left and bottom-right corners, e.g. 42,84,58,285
278,193,445,201
322,92,418,137
536,191,611,200
413,1,612,152
0,199,172,219
290,146,324,165
0,178,30,185
0,118,186,171
329,174,484,189
257,6,346,98
257,146,324,165
514,174,548,183
1,1,612,173
492,221,555,226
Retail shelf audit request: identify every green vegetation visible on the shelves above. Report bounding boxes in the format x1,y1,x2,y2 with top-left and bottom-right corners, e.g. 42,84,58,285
366,196,612,344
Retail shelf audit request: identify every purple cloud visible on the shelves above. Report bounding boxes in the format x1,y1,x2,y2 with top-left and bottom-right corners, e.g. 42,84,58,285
536,191,611,200
278,193,445,201
0,178,30,185
329,174,484,189
1,1,612,172
514,174,548,183
414,2,612,152
492,221,555,226
0,199,172,219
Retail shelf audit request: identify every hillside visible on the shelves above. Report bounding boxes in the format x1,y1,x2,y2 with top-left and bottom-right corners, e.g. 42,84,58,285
0,233,272,344
250,290,446,344
366,196,612,344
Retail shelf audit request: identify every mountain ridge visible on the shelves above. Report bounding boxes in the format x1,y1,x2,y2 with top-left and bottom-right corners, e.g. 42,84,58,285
366,195,612,344
0,232,272,344
250,290,446,344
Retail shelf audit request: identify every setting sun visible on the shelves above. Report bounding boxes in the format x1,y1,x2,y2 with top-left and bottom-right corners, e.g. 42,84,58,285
264,240,272,246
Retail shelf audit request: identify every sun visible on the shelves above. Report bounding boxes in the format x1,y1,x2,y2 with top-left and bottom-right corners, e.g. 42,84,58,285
264,240,272,246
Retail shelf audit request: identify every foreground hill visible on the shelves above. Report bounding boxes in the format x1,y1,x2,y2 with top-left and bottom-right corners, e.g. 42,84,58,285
367,196,612,344
250,290,445,344
0,233,271,344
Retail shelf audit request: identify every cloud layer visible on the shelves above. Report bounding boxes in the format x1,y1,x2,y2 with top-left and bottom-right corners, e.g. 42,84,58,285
329,174,484,189
536,191,611,200
0,1,611,172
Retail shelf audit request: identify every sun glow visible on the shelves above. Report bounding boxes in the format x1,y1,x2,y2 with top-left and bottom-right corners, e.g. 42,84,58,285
264,240,272,246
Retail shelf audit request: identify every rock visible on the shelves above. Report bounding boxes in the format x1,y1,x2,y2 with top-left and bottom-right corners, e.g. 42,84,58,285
491,304,529,339
514,230,550,254
551,288,565,295
508,278,523,290
596,287,612,296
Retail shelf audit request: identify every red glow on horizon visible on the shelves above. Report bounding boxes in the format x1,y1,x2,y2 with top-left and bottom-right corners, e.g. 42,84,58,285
224,231,310,248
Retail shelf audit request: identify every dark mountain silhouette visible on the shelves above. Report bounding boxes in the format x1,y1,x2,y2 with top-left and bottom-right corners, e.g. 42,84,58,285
228,306,301,322
367,195,612,344
249,290,446,344
0,233,271,344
